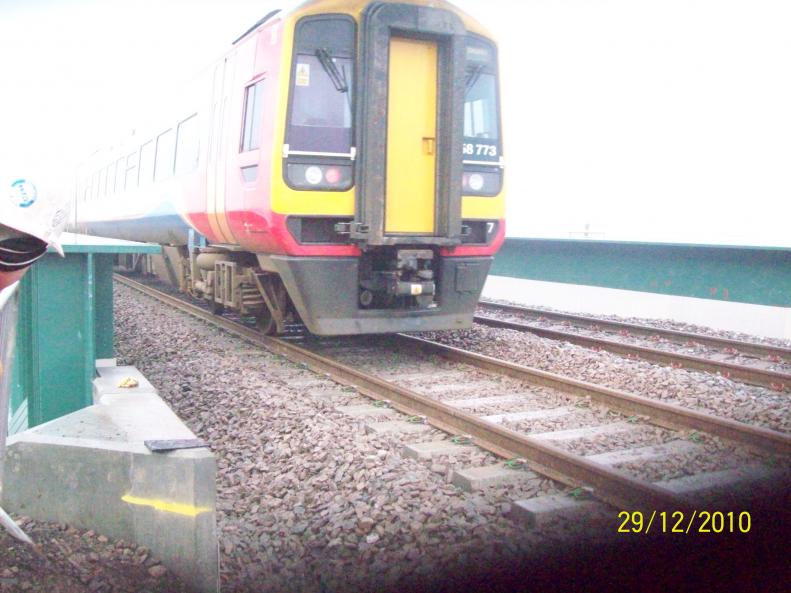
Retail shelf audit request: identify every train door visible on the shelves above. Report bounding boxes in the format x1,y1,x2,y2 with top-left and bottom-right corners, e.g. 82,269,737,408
384,37,438,235
354,3,466,247
206,59,234,243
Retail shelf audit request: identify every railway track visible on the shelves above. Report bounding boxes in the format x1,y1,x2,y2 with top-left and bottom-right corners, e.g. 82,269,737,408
116,275,790,517
477,301,791,392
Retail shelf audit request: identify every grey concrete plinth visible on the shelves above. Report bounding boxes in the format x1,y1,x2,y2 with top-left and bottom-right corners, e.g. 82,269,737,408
1,364,218,593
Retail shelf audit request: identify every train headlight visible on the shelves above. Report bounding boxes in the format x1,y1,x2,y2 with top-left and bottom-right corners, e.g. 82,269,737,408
305,166,323,185
285,163,354,191
468,173,484,192
324,167,342,184
462,168,501,196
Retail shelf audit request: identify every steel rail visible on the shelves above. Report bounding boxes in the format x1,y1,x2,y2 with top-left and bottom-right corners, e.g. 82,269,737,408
116,274,689,511
474,314,791,392
479,300,791,363
396,334,791,456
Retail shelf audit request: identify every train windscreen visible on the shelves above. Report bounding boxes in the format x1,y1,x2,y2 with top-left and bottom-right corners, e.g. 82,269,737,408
286,17,355,155
463,36,502,196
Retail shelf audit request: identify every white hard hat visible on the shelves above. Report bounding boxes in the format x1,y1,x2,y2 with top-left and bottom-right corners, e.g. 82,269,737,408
1,176,69,257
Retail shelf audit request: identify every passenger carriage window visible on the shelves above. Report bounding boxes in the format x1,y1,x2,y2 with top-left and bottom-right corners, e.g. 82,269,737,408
154,128,176,181
286,16,355,154
125,152,137,190
241,81,264,152
176,114,200,173
139,140,154,186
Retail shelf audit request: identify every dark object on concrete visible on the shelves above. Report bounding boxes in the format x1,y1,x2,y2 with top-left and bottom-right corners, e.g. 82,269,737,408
145,438,209,452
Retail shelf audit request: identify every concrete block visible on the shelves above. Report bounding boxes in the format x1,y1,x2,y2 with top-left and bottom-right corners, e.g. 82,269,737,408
586,440,702,466
287,377,334,389
364,421,431,435
307,388,353,398
482,406,575,425
443,395,528,408
419,382,500,395
95,358,117,368
2,366,218,593
69,392,196,442
658,466,777,495
403,440,473,460
336,404,396,418
529,422,639,442
510,494,595,528
380,370,463,382
451,463,538,492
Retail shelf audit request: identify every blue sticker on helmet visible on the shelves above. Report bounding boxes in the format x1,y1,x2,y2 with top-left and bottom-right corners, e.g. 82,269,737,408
10,179,37,208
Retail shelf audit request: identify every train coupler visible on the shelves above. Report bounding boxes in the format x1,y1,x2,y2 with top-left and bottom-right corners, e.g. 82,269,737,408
359,248,437,309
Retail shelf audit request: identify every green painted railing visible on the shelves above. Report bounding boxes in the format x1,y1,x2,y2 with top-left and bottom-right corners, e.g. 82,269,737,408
491,238,791,308
9,234,159,432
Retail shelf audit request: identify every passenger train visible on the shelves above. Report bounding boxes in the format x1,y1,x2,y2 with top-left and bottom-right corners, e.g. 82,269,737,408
74,0,505,335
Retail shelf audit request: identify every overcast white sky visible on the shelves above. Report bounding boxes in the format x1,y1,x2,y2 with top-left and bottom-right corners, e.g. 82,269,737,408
1,0,789,246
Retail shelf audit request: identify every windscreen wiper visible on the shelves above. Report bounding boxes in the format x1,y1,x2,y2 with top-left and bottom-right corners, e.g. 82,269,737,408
465,64,484,95
315,48,348,93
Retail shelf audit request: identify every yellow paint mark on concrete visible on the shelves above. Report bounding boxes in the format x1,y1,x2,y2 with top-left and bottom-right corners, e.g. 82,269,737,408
122,494,211,518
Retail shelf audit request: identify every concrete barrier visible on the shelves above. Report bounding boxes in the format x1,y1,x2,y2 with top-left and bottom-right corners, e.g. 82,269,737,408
1,364,218,593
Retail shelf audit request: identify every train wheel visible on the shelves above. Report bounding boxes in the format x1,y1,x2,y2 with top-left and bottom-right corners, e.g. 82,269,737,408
256,307,277,335
208,298,224,315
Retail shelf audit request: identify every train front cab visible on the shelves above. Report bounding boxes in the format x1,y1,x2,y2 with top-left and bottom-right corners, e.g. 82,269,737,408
266,1,505,335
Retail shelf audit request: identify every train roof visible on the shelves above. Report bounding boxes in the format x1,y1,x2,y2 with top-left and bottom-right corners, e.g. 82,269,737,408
234,0,496,46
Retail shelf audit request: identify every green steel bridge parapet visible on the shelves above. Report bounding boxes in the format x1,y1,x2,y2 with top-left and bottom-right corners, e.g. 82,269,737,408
10,233,160,432
491,238,791,308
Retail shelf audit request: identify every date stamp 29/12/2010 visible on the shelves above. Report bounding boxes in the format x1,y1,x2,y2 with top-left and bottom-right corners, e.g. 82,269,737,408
617,511,751,534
